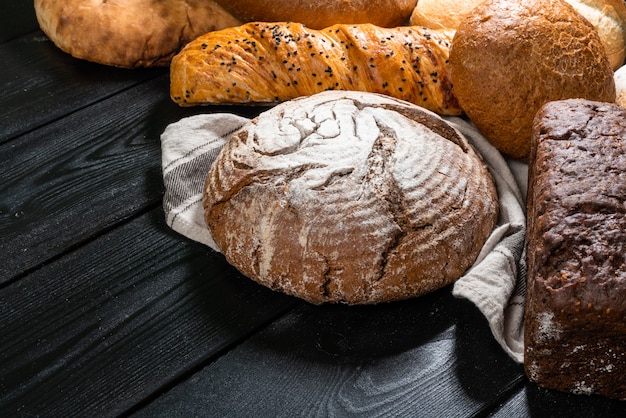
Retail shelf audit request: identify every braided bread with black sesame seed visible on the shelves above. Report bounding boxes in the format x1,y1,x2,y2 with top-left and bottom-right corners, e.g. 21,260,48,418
170,22,462,115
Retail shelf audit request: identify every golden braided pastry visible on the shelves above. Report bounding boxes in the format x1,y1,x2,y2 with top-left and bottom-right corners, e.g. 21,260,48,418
170,22,462,115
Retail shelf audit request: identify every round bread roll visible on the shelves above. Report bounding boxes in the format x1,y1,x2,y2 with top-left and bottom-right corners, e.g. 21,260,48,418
210,0,417,29
616,64,626,107
449,0,616,161
564,0,626,70
203,91,499,305
409,0,485,30
34,0,241,68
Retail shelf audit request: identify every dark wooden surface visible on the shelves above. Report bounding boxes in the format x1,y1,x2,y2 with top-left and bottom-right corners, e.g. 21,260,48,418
1,3,625,417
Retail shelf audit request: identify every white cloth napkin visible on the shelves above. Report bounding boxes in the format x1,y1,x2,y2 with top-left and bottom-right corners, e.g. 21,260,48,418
161,113,528,363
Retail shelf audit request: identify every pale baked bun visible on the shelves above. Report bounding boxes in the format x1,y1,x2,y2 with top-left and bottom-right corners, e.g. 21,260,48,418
564,0,626,70
203,91,499,305
616,65,626,107
409,0,485,30
211,0,417,29
449,0,616,161
34,0,241,68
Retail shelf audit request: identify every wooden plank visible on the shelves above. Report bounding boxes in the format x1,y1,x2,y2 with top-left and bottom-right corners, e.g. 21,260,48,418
0,32,165,144
1,0,39,43
0,209,299,417
0,72,263,283
131,293,526,417
1,75,173,282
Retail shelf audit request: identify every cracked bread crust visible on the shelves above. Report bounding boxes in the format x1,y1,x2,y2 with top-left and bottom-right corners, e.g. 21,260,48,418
449,0,616,161
202,91,498,304
525,99,626,399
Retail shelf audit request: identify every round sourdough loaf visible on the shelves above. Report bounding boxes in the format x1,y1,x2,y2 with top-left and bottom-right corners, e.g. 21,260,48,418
211,0,417,29
203,91,499,305
34,0,241,68
449,0,616,161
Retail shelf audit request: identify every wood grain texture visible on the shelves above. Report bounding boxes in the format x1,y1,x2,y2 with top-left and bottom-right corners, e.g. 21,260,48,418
132,294,525,417
0,73,260,283
0,32,164,144
1,76,172,282
0,209,298,417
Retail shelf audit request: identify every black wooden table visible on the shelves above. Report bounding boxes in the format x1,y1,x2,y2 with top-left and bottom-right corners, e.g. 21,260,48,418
1,2,625,417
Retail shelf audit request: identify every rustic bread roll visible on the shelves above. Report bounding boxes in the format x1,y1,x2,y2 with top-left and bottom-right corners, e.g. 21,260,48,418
525,99,626,399
449,0,616,161
211,0,417,29
564,0,626,70
409,0,485,30
616,64,626,107
34,0,241,68
203,91,499,305
170,22,462,115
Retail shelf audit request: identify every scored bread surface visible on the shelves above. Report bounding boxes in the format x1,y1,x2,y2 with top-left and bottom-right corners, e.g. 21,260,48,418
203,91,498,304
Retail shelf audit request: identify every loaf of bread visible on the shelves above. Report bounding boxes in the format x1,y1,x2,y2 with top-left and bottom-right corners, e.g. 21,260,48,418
409,0,484,30
203,91,498,305
564,0,626,70
170,22,462,115
525,99,626,399
34,0,242,68
616,64,626,107
449,0,616,161
211,0,417,29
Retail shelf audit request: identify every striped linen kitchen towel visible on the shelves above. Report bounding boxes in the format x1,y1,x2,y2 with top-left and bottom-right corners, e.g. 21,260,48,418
161,112,528,363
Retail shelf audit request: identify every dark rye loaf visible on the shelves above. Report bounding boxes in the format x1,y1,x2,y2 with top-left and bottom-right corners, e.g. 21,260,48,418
525,99,626,399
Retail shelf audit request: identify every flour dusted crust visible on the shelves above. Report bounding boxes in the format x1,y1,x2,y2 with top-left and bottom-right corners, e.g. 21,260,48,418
34,0,241,68
203,91,498,305
525,99,626,399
